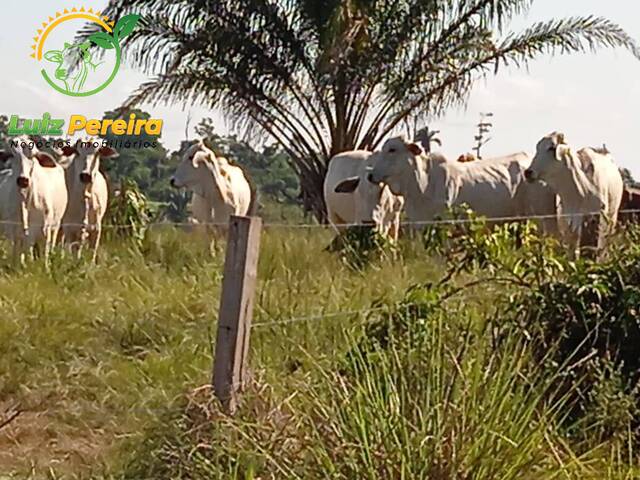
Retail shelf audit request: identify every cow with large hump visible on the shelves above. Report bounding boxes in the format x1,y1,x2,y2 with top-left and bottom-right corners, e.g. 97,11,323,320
170,140,257,231
0,136,68,266
58,139,115,262
324,150,404,240
525,132,623,258
367,135,558,235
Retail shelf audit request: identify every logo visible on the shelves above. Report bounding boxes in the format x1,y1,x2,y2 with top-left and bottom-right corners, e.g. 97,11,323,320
31,7,140,97
7,113,163,137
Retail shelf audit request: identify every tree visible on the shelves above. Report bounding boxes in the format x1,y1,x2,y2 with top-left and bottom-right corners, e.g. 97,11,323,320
80,0,639,220
620,168,640,189
0,115,9,151
473,112,494,159
414,126,442,154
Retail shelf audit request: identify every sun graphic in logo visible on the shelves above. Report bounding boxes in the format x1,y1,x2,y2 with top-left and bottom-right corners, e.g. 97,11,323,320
31,7,140,97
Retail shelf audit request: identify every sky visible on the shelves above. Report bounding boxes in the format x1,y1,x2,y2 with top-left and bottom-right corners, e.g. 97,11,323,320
1,0,638,176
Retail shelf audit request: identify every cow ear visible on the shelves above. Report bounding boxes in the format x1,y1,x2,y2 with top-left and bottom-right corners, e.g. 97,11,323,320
553,132,566,146
335,177,361,193
98,146,119,158
407,143,423,156
44,50,63,62
35,152,57,168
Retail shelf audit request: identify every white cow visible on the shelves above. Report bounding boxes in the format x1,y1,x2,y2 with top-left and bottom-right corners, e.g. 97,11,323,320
0,137,68,265
57,140,115,262
184,193,210,234
368,136,558,234
525,132,623,257
324,150,404,240
170,140,256,230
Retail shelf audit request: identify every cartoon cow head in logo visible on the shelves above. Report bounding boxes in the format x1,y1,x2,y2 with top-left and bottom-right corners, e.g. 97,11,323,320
44,41,100,93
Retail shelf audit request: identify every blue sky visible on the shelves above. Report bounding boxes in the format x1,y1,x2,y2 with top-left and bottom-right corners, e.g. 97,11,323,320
1,0,638,176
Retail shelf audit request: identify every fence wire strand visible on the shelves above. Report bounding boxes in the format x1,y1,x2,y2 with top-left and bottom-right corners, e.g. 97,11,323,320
252,306,389,329
0,209,638,230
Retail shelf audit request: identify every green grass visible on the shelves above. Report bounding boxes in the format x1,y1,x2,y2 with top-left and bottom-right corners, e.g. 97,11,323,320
0,228,437,478
0,227,638,479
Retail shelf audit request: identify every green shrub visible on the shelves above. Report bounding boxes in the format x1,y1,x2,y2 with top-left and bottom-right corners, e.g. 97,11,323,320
512,229,640,444
326,225,398,270
105,179,157,247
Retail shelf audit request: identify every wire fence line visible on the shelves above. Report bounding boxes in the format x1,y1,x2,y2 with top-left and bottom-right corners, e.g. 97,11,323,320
0,209,638,230
1,209,637,330
252,306,389,329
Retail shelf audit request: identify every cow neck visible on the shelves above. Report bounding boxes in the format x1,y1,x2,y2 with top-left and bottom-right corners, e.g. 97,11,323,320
549,150,600,214
199,157,229,209
410,154,430,196
403,154,431,223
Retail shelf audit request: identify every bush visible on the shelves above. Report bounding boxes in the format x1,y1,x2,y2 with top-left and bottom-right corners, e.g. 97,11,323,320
326,226,398,270
105,179,157,247
512,229,640,443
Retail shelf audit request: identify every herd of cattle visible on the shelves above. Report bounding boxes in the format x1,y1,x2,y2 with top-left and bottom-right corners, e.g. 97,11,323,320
0,137,257,265
0,130,639,265
326,131,640,257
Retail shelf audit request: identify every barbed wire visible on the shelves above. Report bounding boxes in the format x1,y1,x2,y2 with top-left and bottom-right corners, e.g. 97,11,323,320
252,306,389,329
0,209,637,230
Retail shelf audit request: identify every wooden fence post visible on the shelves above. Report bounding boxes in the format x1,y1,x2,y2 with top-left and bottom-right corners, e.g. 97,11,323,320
212,215,262,414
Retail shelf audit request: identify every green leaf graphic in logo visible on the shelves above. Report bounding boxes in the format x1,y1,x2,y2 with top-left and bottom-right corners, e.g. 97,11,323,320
114,14,141,40
88,32,115,50
37,10,141,97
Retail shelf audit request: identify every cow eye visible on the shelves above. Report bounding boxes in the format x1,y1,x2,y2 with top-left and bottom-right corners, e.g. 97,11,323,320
388,147,396,153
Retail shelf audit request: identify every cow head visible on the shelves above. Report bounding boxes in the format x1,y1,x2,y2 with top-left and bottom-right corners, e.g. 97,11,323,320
171,141,213,191
368,136,424,196
526,132,569,184
44,41,95,92
5,136,58,189
61,139,118,185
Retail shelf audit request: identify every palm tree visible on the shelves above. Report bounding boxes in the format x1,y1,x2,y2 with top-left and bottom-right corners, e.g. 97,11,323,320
415,126,442,153
81,0,639,220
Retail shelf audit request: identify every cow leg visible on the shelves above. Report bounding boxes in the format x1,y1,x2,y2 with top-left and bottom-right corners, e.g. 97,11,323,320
327,210,347,235
564,226,581,260
12,234,24,267
65,227,82,257
89,225,101,264
325,211,349,251
43,226,52,270
76,226,89,260
392,213,402,242
579,215,599,260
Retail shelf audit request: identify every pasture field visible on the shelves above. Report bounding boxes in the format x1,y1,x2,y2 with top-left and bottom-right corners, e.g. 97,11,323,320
0,224,639,479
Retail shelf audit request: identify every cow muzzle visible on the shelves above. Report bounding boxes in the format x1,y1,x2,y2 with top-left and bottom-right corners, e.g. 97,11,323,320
16,176,29,189
170,178,177,188
79,172,92,184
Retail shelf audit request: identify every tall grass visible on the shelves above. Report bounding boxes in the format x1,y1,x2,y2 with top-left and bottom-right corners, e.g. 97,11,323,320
0,227,435,478
0,225,638,479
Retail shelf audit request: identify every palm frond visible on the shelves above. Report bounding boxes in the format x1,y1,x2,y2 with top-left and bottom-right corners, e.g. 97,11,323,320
78,0,640,220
